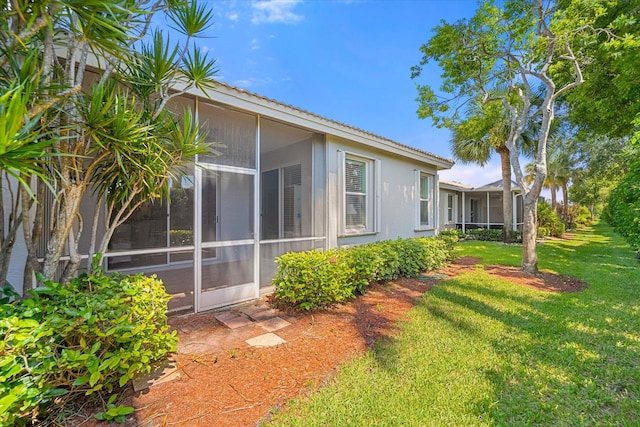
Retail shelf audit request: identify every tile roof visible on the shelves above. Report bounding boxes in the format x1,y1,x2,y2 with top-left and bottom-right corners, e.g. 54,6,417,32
215,81,453,166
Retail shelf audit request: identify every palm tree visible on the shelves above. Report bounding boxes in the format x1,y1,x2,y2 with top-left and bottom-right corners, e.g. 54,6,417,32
525,140,571,218
1,1,218,290
451,101,535,243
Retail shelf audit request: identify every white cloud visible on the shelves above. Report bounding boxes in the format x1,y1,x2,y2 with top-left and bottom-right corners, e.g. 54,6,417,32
251,0,303,25
231,76,291,89
251,38,260,50
227,11,239,21
233,77,273,88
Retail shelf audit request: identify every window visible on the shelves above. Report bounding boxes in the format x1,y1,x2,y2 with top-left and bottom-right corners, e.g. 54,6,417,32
447,194,454,223
343,154,376,234
417,172,433,229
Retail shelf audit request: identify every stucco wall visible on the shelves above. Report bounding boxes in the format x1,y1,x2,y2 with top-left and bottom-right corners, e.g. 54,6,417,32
325,135,438,249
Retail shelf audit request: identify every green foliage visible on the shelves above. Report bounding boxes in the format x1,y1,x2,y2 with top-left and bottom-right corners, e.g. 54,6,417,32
564,205,593,229
605,125,640,252
0,270,177,426
272,249,354,311
438,229,459,260
462,228,523,243
537,202,566,238
273,238,452,310
269,225,640,426
94,395,134,424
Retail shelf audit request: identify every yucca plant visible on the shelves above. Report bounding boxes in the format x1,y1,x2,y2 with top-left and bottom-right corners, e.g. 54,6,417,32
0,0,219,290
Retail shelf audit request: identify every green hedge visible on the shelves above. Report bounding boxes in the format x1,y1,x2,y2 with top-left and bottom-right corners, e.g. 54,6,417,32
604,129,640,253
460,228,523,243
272,237,452,310
0,270,177,426
537,202,566,238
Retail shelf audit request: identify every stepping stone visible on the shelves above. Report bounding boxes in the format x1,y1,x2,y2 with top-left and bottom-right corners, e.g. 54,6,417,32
218,315,253,329
239,304,268,317
245,333,286,347
257,317,291,332
132,359,181,392
248,308,278,321
214,311,238,322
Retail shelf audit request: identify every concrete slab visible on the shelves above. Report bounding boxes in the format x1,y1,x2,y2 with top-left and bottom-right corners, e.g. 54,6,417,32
219,316,253,329
248,308,279,321
239,304,269,317
245,333,286,348
257,317,291,332
214,311,239,322
132,359,181,392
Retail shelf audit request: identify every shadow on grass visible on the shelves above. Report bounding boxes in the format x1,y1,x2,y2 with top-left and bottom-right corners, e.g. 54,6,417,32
367,224,640,425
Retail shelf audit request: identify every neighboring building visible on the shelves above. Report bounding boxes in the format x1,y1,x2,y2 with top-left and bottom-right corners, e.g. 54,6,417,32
439,179,524,232
7,81,454,313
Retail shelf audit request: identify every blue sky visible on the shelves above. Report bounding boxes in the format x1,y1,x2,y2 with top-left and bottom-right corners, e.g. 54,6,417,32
191,0,504,187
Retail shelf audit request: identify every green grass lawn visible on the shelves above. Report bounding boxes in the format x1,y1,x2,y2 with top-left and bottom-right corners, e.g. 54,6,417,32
268,223,640,426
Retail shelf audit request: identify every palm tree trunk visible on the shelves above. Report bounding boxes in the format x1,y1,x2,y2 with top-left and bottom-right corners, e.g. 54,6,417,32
497,147,513,243
561,182,568,220
522,192,538,274
549,183,557,210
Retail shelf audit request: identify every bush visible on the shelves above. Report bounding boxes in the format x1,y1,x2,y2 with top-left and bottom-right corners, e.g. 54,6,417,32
605,133,640,253
272,249,355,311
458,228,523,243
0,269,177,426
537,202,565,237
438,229,458,260
273,237,452,310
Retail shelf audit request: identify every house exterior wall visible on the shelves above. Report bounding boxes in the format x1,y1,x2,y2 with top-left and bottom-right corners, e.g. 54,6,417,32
438,189,459,229
325,135,438,249
3,80,452,309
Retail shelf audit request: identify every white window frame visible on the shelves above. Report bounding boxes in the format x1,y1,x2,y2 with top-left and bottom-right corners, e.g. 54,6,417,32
340,152,379,235
415,171,434,230
446,193,455,224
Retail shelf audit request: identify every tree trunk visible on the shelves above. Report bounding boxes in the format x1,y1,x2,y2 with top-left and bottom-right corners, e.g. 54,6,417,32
0,175,22,287
42,184,84,281
549,183,557,210
521,192,538,274
497,147,513,243
561,182,568,221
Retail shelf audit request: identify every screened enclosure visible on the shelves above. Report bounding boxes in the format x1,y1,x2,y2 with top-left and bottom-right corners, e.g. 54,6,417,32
98,100,326,313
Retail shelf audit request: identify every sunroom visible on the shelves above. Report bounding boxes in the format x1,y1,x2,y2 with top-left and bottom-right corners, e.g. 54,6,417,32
99,94,327,313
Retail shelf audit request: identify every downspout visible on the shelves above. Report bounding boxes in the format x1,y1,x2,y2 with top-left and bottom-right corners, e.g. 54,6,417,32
462,191,466,233
512,192,517,231
486,191,490,229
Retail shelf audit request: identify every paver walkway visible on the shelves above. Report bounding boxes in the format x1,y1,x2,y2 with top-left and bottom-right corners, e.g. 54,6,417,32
135,300,295,390
214,302,291,347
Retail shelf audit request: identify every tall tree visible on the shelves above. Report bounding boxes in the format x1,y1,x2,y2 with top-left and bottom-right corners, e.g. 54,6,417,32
450,100,536,243
559,1,640,138
568,135,632,218
412,0,610,274
525,139,571,215
0,1,217,292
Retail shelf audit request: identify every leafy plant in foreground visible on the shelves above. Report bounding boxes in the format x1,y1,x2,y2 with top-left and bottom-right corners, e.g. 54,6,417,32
0,268,177,425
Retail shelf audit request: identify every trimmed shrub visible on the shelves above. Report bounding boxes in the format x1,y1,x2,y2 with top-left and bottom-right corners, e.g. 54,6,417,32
459,228,523,243
438,229,458,260
605,133,640,253
0,270,177,426
273,249,355,311
469,228,503,242
537,202,565,238
273,237,452,310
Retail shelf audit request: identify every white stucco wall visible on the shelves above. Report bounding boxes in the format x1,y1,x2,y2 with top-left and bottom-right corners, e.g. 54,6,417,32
325,135,439,249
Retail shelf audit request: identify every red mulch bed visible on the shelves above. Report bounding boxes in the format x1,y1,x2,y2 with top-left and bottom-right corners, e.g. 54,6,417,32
66,257,586,427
